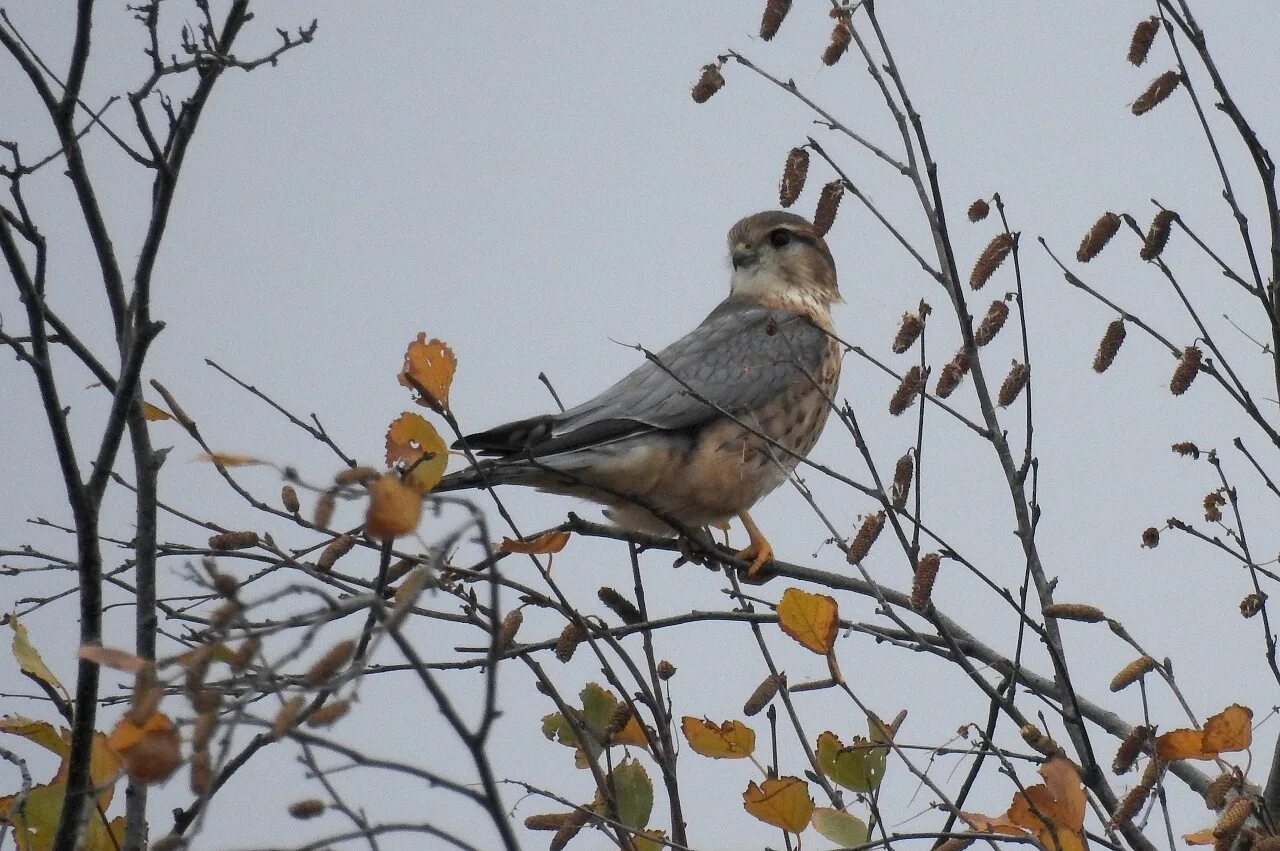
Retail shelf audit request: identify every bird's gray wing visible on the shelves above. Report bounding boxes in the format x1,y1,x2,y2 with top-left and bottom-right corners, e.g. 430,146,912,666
457,299,830,457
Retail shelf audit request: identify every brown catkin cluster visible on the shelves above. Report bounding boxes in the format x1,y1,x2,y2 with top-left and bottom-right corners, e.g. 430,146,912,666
335,465,378,486
891,452,914,509
1128,17,1160,65
911,553,941,610
1240,592,1266,619
1170,345,1202,395
1112,724,1152,774
1110,762,1157,828
304,639,355,686
281,485,300,513
935,837,976,851
1110,655,1158,692
317,534,355,572
1141,209,1176,260
305,698,350,728
1132,70,1182,115
1204,491,1226,522
603,702,633,739
889,365,924,415
1214,799,1252,842
1077,211,1123,262
313,490,336,528
496,609,523,652
759,0,792,40
656,660,676,679
813,179,844,236
1043,602,1106,623
822,17,852,65
525,813,570,831
967,199,990,222
598,587,643,624
1019,724,1061,757
847,511,886,564
997,361,1029,407
969,232,1014,289
1204,772,1241,809
691,63,725,103
271,696,304,740
555,620,587,662
550,807,592,851
1094,319,1127,373
892,311,924,353
779,146,809,208
289,799,326,820
1171,441,1201,459
744,673,784,716
1142,526,1160,548
209,530,258,551
936,351,970,399
974,300,1009,346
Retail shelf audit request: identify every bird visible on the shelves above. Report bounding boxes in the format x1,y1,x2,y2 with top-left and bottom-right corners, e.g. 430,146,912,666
436,210,843,576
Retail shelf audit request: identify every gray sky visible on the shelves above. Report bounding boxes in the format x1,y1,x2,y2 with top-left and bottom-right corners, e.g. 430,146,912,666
3,2,1280,848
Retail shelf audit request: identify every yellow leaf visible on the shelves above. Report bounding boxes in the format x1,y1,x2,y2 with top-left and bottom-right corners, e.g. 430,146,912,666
385,412,449,492
816,730,887,792
142,402,172,421
398,334,457,411
196,452,266,467
612,715,650,748
1005,755,1087,851
364,473,423,539
0,715,68,757
1184,828,1217,845
680,717,756,759
9,615,68,699
742,776,813,832
499,530,571,555
1157,704,1253,761
78,644,149,673
106,712,183,785
776,587,838,654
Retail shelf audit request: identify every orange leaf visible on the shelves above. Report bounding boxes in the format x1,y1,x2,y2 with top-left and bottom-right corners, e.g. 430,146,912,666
742,776,813,832
776,586,838,654
1184,829,1217,845
681,717,756,759
79,645,149,673
499,530,570,555
196,452,266,467
398,334,457,411
1006,756,1087,851
1157,704,1253,761
142,402,172,421
385,412,449,492
611,715,650,748
107,712,182,785
364,473,423,539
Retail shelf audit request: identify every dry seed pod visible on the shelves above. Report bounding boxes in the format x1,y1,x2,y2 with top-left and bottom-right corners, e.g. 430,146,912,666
1171,441,1200,459
335,465,379,486
1141,526,1160,548
1043,603,1106,623
936,352,969,399
288,799,326,820
271,695,304,739
1110,655,1158,692
691,63,725,103
1019,723,1061,757
1141,209,1176,260
1132,70,1181,115
935,836,976,851
969,232,1014,289
281,484,300,513
525,813,571,831
555,620,587,662
891,452,913,510
496,609,523,652
744,673,784,716
759,0,792,40
656,660,676,680
313,490,336,528
997,361,1029,407
1170,345,1202,395
603,702,633,739
306,698,351,728
550,806,592,851
1113,724,1152,774
779,146,809,208
317,534,356,572
208,530,258,551
822,18,852,65
230,636,260,672
847,511,886,564
304,639,355,686
974,300,1009,346
1214,798,1252,840
1076,211,1123,262
1204,490,1226,522
1093,319,1127,373
1110,773,1152,828
1240,592,1266,619
1129,17,1160,66
911,552,941,610
813,180,844,237
967,199,990,222
598,587,643,625
1204,771,1240,809
189,748,211,795
888,366,924,416
892,311,924,354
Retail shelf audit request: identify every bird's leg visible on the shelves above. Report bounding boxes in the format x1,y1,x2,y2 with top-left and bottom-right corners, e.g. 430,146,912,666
735,509,774,578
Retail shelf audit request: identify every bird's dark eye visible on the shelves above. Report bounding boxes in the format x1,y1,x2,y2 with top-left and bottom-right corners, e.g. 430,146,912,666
769,228,792,248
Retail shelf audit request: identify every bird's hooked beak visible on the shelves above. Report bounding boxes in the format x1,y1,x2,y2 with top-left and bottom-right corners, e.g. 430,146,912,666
732,241,758,270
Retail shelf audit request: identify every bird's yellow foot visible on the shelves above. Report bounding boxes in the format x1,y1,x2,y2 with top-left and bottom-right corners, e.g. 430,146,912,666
735,510,775,580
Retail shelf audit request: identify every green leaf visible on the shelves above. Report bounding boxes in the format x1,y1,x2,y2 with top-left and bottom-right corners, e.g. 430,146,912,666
816,731,887,793
541,683,629,767
812,807,869,847
610,758,653,831
9,615,68,699
579,682,617,732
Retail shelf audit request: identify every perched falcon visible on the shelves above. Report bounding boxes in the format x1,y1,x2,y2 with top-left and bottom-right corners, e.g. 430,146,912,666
437,210,842,575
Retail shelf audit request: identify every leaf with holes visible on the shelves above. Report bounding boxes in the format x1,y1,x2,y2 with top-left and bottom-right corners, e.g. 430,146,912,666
385,412,449,492
398,334,457,411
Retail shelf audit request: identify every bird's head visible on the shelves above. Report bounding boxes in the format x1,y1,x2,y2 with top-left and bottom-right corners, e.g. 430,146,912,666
726,211,841,313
